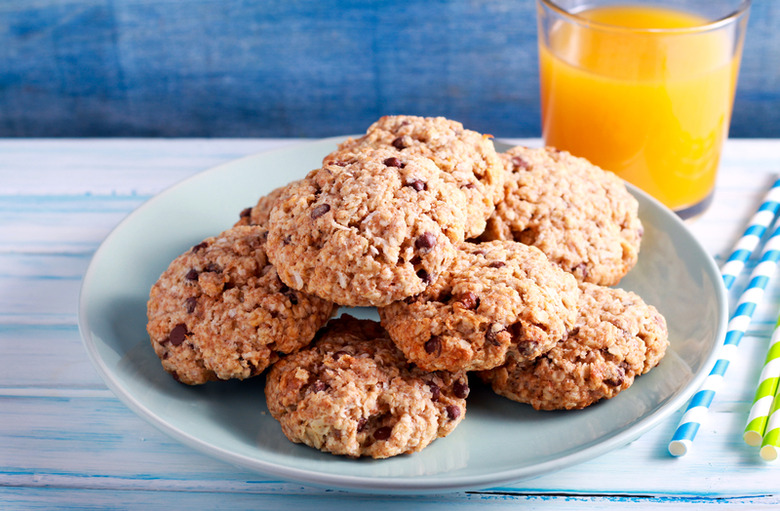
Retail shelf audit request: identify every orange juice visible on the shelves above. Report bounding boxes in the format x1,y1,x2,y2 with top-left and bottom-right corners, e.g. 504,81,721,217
538,4,745,213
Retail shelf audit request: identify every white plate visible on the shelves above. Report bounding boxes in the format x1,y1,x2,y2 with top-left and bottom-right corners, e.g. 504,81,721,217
79,137,727,493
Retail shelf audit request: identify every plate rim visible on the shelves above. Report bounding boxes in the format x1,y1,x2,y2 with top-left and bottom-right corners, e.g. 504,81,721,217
78,137,728,493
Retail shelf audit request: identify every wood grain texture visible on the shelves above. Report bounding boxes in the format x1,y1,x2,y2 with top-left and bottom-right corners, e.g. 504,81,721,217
0,0,777,138
1,138,780,509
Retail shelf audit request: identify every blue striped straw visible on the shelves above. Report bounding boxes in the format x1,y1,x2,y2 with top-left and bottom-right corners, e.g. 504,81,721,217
669,216,780,457
721,176,780,290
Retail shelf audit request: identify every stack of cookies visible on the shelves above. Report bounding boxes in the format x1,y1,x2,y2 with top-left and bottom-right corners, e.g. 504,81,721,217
146,115,669,459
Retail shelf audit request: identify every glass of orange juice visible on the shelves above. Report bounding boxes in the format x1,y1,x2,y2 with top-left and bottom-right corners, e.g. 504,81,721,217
537,0,750,219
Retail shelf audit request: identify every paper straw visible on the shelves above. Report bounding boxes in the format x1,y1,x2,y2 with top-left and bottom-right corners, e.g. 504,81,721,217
759,388,780,461
743,315,780,446
669,217,780,457
721,176,780,290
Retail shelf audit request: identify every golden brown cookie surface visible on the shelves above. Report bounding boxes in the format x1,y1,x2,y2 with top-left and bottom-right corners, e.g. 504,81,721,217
265,315,469,459
480,282,668,410
265,148,472,307
146,226,336,385
327,115,504,238
379,240,580,372
481,146,642,286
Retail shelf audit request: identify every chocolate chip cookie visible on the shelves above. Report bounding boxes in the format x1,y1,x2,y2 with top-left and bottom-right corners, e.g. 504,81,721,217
265,148,472,307
146,225,336,385
378,240,581,372
480,146,642,286
325,115,505,238
480,282,668,410
264,315,469,459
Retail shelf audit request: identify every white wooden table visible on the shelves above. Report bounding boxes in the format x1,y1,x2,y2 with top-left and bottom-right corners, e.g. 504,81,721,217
2,138,780,509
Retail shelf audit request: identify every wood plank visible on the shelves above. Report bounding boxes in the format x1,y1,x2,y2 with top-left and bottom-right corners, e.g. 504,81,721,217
1,487,779,510
0,138,297,195
0,325,105,389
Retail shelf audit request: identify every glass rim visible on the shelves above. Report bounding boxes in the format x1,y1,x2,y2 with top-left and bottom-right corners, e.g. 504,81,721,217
537,0,751,34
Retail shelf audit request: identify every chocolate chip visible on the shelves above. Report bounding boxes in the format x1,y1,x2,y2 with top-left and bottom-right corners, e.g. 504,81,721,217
428,382,441,402
311,380,328,392
383,157,403,168
239,207,252,218
416,268,431,283
204,262,220,273
485,324,505,346
374,426,393,441
415,232,436,252
191,242,208,253
287,293,298,305
457,292,479,310
392,136,406,150
310,203,330,219
424,336,441,355
512,156,531,169
453,381,469,399
357,418,368,432
405,179,427,192
605,364,627,387
572,263,589,279
446,405,461,420
185,269,199,281
246,359,260,375
185,297,197,314
167,323,188,346
488,261,506,269
517,340,539,358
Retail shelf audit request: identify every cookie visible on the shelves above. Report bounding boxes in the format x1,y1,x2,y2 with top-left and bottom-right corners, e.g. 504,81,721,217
325,115,505,238
146,225,337,385
378,240,581,372
265,148,472,307
480,146,642,286
234,182,293,228
480,282,668,410
264,315,469,459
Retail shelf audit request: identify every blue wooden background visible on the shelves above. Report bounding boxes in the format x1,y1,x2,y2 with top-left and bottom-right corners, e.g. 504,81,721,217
0,0,778,138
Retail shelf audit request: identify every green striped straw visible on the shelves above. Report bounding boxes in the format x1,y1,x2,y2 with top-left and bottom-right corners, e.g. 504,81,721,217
744,314,780,446
759,388,780,461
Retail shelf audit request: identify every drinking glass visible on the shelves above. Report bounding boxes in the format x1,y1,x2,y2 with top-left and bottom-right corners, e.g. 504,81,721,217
537,0,750,219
